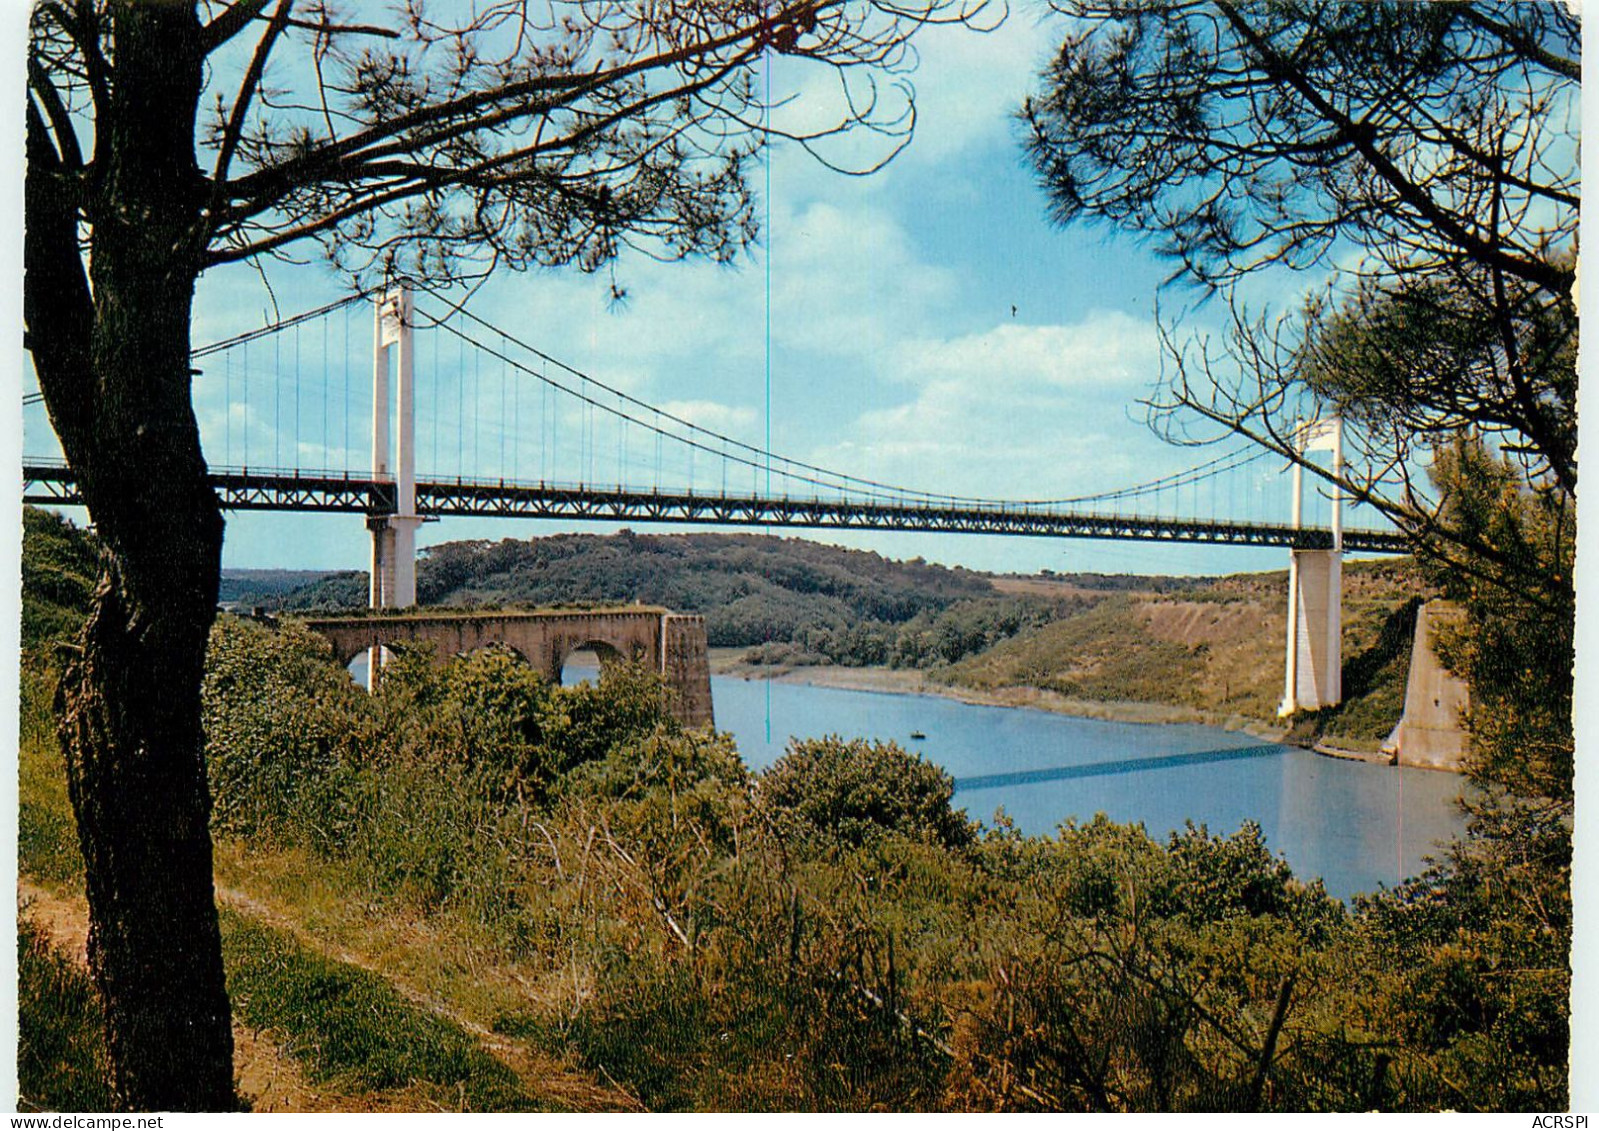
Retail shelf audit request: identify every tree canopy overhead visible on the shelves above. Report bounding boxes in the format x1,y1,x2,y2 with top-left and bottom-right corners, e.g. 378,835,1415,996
1024,0,1577,297
1022,0,1578,611
33,0,990,291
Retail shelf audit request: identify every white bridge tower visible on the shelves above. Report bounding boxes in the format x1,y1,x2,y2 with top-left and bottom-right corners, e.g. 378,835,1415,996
366,286,424,683
1279,417,1344,716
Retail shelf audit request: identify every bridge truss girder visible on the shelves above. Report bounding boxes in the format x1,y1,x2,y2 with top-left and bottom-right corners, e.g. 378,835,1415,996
21,464,1409,553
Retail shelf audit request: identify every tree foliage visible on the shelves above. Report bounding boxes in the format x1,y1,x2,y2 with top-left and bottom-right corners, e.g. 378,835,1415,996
1026,1,1575,295
1024,0,1577,608
1423,438,1574,801
1024,4,1575,1106
21,507,100,654
31,0,991,293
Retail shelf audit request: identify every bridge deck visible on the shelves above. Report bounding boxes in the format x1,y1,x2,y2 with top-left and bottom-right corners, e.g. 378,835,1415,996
22,462,1411,553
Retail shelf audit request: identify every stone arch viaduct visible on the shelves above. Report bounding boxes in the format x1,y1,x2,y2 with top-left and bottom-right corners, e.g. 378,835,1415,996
295,606,713,729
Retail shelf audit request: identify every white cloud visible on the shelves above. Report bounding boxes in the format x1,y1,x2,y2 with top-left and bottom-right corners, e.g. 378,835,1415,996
657,399,760,435
767,198,956,356
762,8,1055,174
810,310,1168,499
892,11,1058,165
890,315,1159,389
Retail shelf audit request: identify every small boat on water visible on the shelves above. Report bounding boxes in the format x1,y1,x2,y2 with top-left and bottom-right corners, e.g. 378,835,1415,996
909,730,927,740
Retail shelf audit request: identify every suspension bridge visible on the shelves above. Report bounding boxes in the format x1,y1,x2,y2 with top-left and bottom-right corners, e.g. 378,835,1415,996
21,285,1410,715
21,286,1405,551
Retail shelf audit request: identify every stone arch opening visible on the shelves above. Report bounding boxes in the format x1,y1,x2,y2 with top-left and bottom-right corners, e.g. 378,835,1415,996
342,638,437,690
344,649,373,689
294,609,708,727
559,640,626,686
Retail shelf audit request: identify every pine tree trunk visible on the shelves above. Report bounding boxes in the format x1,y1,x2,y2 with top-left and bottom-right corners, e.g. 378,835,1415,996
25,3,236,1109
59,544,234,1111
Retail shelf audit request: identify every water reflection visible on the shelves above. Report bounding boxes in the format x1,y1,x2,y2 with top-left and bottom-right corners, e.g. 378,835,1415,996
712,674,1465,902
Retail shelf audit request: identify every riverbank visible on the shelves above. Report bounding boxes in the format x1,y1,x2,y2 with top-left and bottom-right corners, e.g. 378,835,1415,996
708,650,1292,742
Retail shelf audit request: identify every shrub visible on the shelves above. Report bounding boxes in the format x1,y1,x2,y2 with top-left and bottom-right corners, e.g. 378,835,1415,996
1159,820,1344,939
374,643,561,789
535,661,678,774
21,507,99,652
759,736,976,850
203,617,373,839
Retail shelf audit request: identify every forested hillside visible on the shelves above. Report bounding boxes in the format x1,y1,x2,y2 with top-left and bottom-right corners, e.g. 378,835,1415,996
268,528,1422,739
218,570,338,610
281,531,1015,648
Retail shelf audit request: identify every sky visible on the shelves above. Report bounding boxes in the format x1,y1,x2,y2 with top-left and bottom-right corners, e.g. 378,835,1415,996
16,8,1402,579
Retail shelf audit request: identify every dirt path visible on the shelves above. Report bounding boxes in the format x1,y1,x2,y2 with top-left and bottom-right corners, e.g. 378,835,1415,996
212,884,644,1113
18,880,347,1112
16,880,641,1113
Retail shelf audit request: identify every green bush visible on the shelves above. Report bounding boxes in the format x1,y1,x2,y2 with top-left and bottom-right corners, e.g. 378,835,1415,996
535,661,678,774
203,617,374,840
21,507,99,652
759,736,976,850
1159,820,1344,939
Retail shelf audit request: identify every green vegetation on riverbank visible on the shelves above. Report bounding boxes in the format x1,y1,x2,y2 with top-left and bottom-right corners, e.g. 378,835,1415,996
940,562,1424,749
18,510,1570,1111
264,529,1422,747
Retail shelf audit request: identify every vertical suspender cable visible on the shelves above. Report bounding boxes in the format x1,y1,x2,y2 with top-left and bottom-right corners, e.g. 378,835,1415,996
294,324,301,468
432,313,441,477
513,335,520,480
343,303,350,474
322,315,329,470
457,323,465,478
500,336,507,480
242,340,250,467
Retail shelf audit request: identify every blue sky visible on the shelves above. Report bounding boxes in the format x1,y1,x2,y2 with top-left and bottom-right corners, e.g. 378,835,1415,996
19,8,1359,579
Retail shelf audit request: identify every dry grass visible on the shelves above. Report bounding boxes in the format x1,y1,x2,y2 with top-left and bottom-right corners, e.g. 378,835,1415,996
942,560,1426,740
209,842,641,1113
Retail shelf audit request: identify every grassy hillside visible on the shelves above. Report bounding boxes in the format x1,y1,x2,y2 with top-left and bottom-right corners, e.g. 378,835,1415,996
22,509,99,652
942,559,1429,746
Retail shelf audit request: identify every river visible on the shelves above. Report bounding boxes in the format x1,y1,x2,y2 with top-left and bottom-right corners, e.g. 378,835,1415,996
709,673,1466,903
